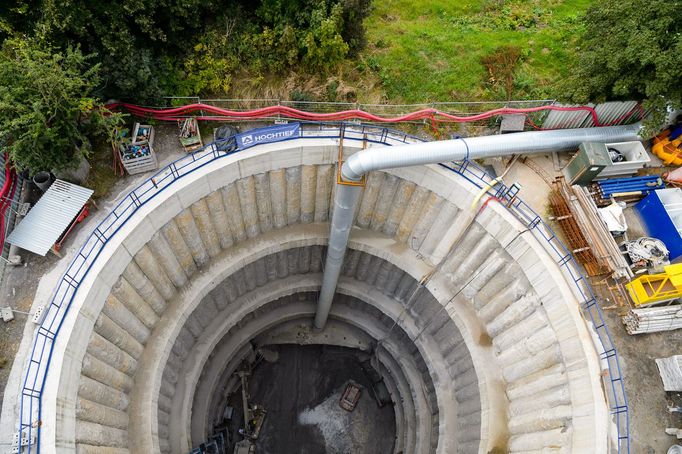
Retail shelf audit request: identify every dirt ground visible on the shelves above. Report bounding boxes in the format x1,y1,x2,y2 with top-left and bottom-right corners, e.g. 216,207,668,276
604,309,682,453
490,150,682,452
0,184,60,405
240,345,395,454
0,122,186,408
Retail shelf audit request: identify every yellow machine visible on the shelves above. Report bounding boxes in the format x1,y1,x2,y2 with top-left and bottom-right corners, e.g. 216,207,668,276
652,130,682,165
626,263,682,306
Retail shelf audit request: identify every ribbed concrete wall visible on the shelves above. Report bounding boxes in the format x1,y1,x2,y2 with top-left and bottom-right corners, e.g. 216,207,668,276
184,291,442,454
165,250,476,454
3,136,607,454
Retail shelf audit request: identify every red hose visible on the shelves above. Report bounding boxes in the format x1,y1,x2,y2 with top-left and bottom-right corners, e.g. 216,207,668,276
107,103,641,129
106,102,635,129
0,156,17,253
0,155,16,254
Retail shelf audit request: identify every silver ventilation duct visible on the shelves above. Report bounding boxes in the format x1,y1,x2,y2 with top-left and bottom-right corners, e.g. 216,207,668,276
313,123,643,329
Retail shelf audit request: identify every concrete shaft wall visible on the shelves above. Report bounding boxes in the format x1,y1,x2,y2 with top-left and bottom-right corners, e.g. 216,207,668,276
2,137,608,454
169,250,473,454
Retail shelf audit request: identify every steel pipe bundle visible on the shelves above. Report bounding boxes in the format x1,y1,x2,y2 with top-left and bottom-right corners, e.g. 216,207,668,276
596,176,665,199
622,304,682,334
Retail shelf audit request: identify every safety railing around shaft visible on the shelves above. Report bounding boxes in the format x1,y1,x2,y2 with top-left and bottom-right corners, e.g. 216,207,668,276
16,123,628,453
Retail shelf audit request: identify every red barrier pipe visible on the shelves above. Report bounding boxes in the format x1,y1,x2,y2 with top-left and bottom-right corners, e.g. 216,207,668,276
107,102,625,128
0,156,17,252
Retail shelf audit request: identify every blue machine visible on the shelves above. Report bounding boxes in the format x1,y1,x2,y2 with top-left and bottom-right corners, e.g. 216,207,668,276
636,188,682,260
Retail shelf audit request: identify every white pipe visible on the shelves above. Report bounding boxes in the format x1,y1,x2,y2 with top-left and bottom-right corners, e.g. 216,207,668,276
314,123,643,329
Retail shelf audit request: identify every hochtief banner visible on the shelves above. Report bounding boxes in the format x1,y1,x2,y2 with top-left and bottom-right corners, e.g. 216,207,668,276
236,123,301,149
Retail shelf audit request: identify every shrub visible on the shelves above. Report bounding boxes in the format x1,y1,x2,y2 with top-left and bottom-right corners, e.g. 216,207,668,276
0,38,124,173
481,46,523,99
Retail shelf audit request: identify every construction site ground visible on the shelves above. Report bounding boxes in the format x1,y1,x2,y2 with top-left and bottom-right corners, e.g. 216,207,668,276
0,123,680,452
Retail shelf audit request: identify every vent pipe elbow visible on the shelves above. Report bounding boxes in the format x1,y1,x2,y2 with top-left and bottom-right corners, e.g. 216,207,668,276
316,122,643,329
342,123,642,181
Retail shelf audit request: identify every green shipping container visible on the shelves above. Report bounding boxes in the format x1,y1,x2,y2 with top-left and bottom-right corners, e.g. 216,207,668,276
562,142,610,185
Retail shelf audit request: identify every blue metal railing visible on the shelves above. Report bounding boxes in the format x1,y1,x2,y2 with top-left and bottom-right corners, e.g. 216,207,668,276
16,122,628,453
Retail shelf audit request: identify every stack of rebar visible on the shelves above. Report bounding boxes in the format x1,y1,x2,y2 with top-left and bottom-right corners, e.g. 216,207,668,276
622,304,682,334
551,177,633,279
572,184,634,279
549,184,608,276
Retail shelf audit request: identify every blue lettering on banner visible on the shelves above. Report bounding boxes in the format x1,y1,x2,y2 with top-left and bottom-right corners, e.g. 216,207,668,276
236,123,301,149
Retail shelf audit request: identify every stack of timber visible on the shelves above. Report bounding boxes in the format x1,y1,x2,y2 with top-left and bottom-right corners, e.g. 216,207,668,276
553,177,633,279
622,304,682,334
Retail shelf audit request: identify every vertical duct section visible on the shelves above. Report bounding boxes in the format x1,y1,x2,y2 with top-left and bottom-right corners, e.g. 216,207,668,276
313,184,362,329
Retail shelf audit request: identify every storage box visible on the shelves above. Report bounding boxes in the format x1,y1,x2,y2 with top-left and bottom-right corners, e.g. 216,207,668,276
121,123,158,175
563,142,610,185
563,141,651,185
596,141,651,179
178,118,203,152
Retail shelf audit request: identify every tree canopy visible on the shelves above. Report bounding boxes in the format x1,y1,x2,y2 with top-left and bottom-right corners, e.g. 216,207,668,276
567,0,682,127
0,0,372,101
0,38,122,173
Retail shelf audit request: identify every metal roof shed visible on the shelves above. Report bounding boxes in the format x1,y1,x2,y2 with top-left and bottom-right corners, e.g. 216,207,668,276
6,179,93,256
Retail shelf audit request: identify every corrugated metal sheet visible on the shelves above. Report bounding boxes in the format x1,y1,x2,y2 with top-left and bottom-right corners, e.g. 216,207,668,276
584,101,641,127
7,179,93,255
542,101,643,129
542,105,592,129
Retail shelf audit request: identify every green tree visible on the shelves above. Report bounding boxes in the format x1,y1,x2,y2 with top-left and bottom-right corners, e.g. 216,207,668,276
301,3,348,71
0,0,374,101
0,38,122,173
0,1,41,39
339,0,372,56
34,0,224,99
566,0,682,129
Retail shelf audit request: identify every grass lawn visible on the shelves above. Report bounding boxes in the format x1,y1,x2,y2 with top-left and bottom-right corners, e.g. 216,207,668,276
361,0,592,102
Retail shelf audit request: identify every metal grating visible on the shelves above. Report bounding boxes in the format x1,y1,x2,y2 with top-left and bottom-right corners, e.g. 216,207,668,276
7,179,93,255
